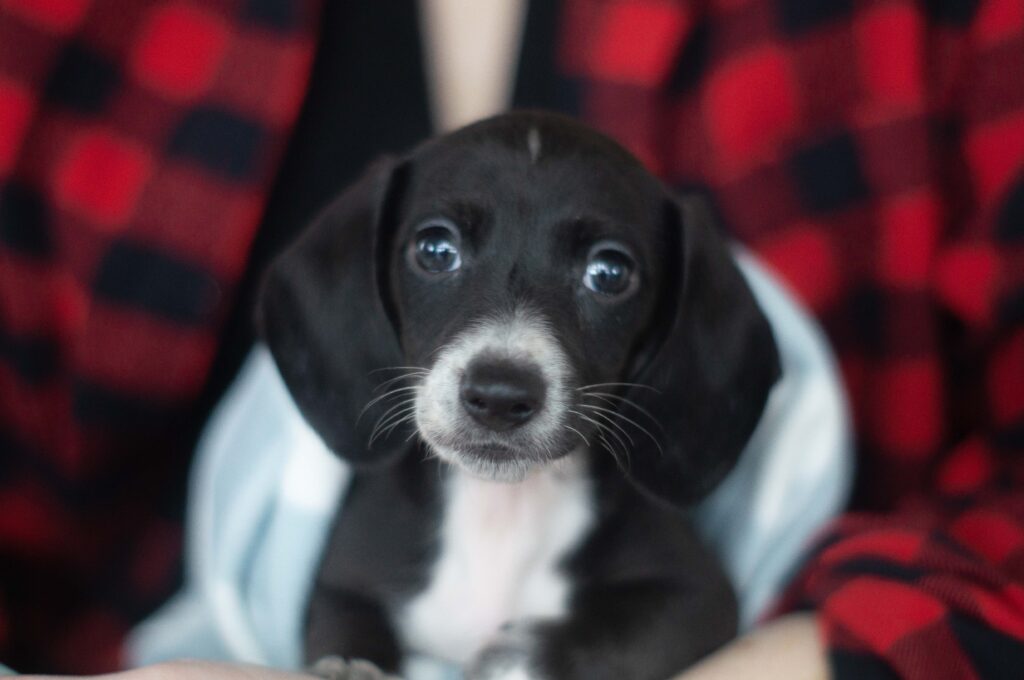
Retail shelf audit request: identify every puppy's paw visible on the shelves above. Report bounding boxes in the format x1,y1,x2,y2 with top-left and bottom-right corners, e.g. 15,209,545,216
308,655,403,680
466,623,545,680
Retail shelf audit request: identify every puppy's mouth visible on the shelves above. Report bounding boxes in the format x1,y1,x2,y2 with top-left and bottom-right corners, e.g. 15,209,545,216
413,309,579,482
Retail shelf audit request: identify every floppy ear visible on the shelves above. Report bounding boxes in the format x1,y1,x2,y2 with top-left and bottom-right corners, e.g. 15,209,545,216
258,157,413,467
621,194,781,507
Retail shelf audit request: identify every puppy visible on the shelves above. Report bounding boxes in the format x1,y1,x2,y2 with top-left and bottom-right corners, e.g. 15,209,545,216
259,111,780,680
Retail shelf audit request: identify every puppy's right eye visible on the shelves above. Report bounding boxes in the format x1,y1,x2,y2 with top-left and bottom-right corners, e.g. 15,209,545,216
411,221,462,274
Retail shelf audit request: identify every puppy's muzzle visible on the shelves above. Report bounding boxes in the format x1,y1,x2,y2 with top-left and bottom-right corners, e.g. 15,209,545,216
460,359,547,432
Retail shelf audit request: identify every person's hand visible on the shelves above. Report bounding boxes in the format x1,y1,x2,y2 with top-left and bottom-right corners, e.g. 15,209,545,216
19,618,825,680
673,613,829,680
21,658,402,680
21,660,320,680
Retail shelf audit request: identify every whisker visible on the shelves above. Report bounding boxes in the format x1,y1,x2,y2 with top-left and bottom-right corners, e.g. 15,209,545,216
373,373,428,394
564,424,590,448
381,411,418,441
369,409,417,448
580,391,665,434
368,399,417,445
583,403,664,457
582,406,635,446
372,400,417,433
596,432,629,472
568,408,605,436
357,385,420,422
573,408,630,467
575,382,661,394
369,366,429,375
569,409,615,456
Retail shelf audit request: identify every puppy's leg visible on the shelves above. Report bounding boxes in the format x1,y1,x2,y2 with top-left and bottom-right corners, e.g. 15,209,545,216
305,585,403,675
468,577,737,680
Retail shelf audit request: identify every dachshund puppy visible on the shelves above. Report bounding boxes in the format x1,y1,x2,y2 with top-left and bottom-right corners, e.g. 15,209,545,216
259,111,780,680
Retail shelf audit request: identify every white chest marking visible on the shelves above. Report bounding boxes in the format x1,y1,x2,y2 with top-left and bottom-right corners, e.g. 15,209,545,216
399,456,593,665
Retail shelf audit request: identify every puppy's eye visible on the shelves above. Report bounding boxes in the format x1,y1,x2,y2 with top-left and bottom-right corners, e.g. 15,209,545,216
584,244,637,298
411,221,461,274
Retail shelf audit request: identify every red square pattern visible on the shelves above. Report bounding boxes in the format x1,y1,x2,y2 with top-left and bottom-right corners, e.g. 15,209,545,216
871,359,942,459
878,191,939,287
967,584,1024,640
973,0,1024,46
966,111,1024,202
0,77,34,174
950,509,1024,565
0,484,66,555
0,0,90,34
589,1,690,87
77,306,216,397
819,530,926,567
855,5,925,110
47,270,89,337
704,46,799,176
825,578,946,652
55,129,153,229
758,224,839,313
989,330,1024,424
936,438,995,496
934,244,998,325
209,35,314,129
131,164,262,276
131,3,229,101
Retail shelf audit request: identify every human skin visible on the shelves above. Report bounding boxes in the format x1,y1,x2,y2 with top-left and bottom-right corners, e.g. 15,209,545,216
20,613,827,680
673,613,829,680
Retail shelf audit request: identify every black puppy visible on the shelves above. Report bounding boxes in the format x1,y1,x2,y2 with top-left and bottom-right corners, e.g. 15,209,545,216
259,112,780,680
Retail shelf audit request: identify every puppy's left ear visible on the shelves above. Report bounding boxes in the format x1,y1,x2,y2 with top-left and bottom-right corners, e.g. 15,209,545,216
622,195,781,507
257,157,413,468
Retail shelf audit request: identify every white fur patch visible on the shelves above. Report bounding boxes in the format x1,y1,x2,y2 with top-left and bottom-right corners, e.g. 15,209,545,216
414,308,573,481
398,453,593,669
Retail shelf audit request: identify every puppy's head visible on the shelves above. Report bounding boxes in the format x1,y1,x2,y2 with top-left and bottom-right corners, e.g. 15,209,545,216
260,112,779,506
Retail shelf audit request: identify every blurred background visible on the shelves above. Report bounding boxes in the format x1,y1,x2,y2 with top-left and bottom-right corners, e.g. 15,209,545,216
0,0,1021,676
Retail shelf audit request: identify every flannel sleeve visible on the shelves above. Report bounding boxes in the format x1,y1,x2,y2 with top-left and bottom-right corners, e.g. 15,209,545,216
785,493,1024,680
781,2,1024,676
558,0,1024,677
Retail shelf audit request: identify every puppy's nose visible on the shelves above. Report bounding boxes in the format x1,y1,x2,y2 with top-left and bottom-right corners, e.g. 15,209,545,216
460,361,546,431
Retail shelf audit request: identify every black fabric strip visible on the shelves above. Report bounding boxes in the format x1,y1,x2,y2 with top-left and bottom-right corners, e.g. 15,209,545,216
512,0,581,116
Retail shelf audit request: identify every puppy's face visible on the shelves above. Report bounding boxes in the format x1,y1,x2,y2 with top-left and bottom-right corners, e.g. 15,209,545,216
386,124,669,481
261,112,779,505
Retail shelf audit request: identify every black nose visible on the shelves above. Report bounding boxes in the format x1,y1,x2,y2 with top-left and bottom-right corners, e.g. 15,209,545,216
460,361,546,431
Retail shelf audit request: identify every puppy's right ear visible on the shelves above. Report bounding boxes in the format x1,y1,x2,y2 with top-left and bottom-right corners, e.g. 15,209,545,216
258,158,412,467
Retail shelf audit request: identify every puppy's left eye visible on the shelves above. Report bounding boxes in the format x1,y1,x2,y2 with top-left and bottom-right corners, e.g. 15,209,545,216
584,243,638,298
411,220,462,274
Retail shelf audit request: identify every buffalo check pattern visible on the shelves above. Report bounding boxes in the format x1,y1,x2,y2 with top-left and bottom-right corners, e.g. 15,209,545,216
561,0,1024,678
0,0,1023,677
0,0,320,672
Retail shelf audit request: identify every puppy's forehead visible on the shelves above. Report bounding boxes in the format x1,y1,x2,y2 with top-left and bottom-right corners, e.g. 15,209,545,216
404,116,665,225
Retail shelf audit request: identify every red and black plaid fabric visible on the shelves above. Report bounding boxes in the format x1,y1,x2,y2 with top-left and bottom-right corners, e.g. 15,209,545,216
2,0,1022,677
0,0,319,671
560,0,1024,677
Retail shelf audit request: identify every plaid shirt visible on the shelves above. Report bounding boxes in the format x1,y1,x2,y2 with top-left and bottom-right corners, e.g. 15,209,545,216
1,0,1022,677
0,0,321,671
559,0,1024,677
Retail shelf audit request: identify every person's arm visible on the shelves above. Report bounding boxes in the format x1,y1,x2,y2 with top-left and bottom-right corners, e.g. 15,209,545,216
673,613,828,680
21,661,313,680
21,658,393,680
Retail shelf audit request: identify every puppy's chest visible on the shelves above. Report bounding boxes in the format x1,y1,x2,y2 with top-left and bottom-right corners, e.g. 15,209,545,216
398,460,594,664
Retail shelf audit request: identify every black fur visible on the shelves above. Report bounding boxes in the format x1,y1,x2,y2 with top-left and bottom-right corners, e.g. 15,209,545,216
259,112,780,679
